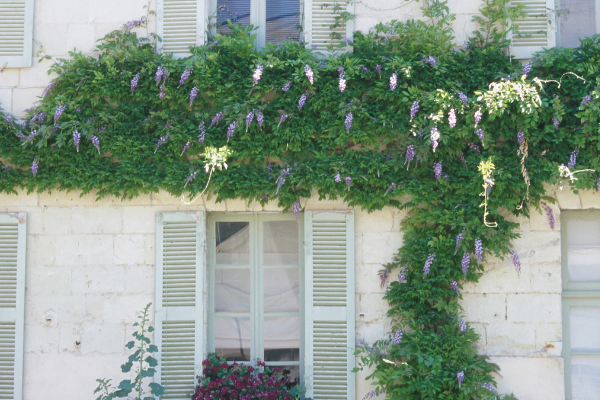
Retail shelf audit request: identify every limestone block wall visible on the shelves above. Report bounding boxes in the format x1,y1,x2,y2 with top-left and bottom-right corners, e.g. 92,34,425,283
0,0,486,118
0,184,592,399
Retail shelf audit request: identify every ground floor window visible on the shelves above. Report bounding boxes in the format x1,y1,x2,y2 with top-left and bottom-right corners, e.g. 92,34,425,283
207,214,303,384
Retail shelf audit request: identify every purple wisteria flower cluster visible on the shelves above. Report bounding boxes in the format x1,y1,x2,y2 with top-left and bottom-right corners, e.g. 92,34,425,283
31,158,39,177
375,65,382,76
467,142,481,154
155,66,164,85
54,105,66,124
510,248,521,274
276,168,290,191
405,145,415,165
304,64,314,84
393,329,403,345
293,199,301,219
458,318,466,332
481,382,498,394
252,64,263,86
433,162,442,181
410,101,419,121
380,268,390,287
581,94,592,106
73,130,80,152
398,266,407,283
30,110,46,125
362,389,385,400
541,202,555,229
476,128,484,142
278,114,287,127
568,147,579,169
423,56,436,66
423,253,436,277
597,178,600,193
210,112,223,127
553,116,559,130
385,183,396,196
389,72,397,91
345,113,353,132
431,125,440,152
189,87,199,105
43,81,57,97
159,84,165,100
185,171,197,187
180,141,191,156
459,153,466,164
155,135,167,152
298,93,307,111
474,107,482,127
461,252,470,276
226,121,238,140
130,72,140,94
345,176,351,189
517,131,525,145
474,238,483,263
334,173,341,183
179,68,192,86
245,112,254,131
455,231,464,251
198,122,205,143
458,91,468,105
457,371,464,384
339,71,346,92
255,110,263,129
5,115,13,125
522,60,532,77
282,80,291,92
448,108,456,128
23,129,38,142
91,135,100,153
451,280,459,293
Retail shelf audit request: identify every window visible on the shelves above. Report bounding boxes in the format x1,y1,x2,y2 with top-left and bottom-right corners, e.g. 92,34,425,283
157,0,353,54
0,0,34,68
511,0,556,58
154,210,356,400
208,214,303,383
557,0,600,47
561,211,600,400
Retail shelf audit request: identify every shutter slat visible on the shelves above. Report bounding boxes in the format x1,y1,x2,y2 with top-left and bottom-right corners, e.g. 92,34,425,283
305,211,355,400
156,212,204,400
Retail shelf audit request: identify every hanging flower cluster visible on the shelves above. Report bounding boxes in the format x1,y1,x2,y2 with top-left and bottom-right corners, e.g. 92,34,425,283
423,253,436,277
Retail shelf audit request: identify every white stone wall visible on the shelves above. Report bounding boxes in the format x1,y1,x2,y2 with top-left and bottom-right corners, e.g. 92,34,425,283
0,185,594,399
0,0,485,118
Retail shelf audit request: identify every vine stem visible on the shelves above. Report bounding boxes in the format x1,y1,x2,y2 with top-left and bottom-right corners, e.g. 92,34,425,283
181,165,215,205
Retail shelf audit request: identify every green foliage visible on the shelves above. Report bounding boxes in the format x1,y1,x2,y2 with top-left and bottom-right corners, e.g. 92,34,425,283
94,303,165,400
0,4,599,399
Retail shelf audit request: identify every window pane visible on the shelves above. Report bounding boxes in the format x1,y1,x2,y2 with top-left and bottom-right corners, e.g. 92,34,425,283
216,222,249,265
571,355,600,400
266,0,301,44
559,0,596,48
570,307,600,351
215,268,251,313
217,0,251,35
264,316,300,362
264,220,299,265
215,317,251,361
567,219,600,282
264,268,299,313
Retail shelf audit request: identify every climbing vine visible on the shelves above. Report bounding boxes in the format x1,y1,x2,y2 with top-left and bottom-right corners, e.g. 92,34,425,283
2,1,600,398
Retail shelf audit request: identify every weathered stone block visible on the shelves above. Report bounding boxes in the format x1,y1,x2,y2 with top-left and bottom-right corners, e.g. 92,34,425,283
29,235,56,267
24,324,60,353
0,69,19,88
81,324,126,354
356,263,388,295
514,231,560,264
114,234,146,265
355,207,394,233
72,265,126,294
0,189,37,206
529,202,560,231
0,89,12,114
579,188,600,209
357,293,389,323
506,294,561,323
124,265,154,293
103,295,152,324
55,234,114,266
486,323,536,356
461,293,505,323
27,266,71,295
58,323,82,353
555,187,582,210
12,88,43,118
462,259,530,294
535,323,562,349
529,264,562,293
28,295,86,324
362,232,403,265
225,198,249,212
70,207,122,234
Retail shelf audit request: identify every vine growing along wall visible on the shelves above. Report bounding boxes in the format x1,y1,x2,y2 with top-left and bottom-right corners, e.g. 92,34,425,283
2,1,600,398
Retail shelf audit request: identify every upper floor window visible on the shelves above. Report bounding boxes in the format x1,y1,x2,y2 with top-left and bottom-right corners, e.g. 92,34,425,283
561,211,600,399
157,0,353,56
557,0,599,47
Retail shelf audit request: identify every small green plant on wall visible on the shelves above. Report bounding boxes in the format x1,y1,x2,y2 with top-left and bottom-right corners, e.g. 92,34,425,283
94,303,165,400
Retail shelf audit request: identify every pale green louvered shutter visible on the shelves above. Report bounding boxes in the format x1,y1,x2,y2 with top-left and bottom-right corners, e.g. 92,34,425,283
511,0,555,58
157,0,205,56
155,212,205,399
304,0,354,54
0,0,34,68
304,211,355,400
0,213,25,400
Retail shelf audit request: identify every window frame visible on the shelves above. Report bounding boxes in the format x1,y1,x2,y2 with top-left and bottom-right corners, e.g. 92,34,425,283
209,0,306,48
555,0,600,47
561,210,600,399
207,212,305,377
